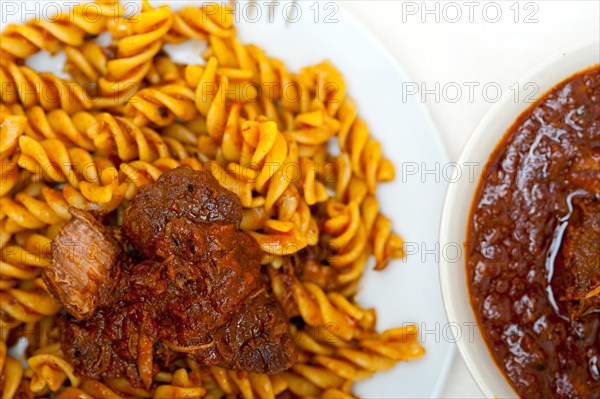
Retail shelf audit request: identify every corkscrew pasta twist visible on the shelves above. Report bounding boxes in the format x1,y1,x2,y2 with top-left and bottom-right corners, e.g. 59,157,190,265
119,157,202,188
146,56,187,86
1,105,27,199
97,1,174,104
64,41,109,90
126,84,197,127
0,341,25,399
268,270,424,395
166,3,236,43
88,113,172,162
0,278,59,333
0,184,69,248
161,116,218,162
16,127,138,207
185,57,229,141
0,1,420,397
17,136,117,196
336,101,395,196
287,325,424,394
1,60,92,114
18,106,96,150
0,0,124,60
198,365,288,399
323,197,404,270
10,183,130,229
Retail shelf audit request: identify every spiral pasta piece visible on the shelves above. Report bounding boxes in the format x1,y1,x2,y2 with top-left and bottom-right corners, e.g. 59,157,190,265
261,301,422,396
298,61,347,117
0,341,24,399
196,365,287,399
0,278,59,329
0,1,124,60
27,350,81,393
336,101,395,195
300,156,330,206
20,106,95,150
17,136,103,187
148,368,207,399
97,2,173,104
88,113,171,161
323,197,404,270
119,157,202,188
324,200,368,269
126,84,196,127
0,153,20,200
0,105,26,159
217,117,321,256
167,3,235,43
295,280,357,341
64,41,109,90
0,2,418,397
0,60,92,114
6,183,128,234
1,106,27,199
16,133,134,206
161,116,217,162
185,57,229,141
0,184,68,243
146,56,187,86
20,106,191,165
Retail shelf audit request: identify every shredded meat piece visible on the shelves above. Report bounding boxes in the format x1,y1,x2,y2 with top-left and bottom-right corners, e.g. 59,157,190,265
43,208,122,320
567,152,600,194
560,198,600,318
47,168,296,388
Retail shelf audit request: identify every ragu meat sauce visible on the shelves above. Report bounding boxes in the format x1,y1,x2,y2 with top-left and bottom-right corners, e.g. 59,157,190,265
467,66,600,398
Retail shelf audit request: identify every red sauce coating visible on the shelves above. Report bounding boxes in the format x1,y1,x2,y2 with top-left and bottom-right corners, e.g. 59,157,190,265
467,66,600,399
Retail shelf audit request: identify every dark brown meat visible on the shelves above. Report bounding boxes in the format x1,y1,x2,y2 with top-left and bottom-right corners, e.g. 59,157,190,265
567,152,600,194
123,166,242,259
61,260,294,384
43,208,122,320
56,168,296,387
561,198,600,318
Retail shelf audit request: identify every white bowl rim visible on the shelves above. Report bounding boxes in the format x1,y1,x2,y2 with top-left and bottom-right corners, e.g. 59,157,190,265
439,37,600,399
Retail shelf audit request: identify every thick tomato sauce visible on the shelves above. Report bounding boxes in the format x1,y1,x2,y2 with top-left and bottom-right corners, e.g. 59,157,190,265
467,66,600,398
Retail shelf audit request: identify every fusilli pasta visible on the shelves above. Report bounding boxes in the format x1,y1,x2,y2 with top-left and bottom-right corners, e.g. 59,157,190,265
0,2,423,398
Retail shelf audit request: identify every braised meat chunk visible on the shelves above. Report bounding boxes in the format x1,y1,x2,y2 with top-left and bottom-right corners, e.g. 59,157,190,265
49,168,296,388
567,152,600,194
561,198,600,318
61,260,294,386
43,208,122,320
123,166,242,259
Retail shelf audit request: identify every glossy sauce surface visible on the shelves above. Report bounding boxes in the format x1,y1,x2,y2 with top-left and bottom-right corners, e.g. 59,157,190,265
467,66,600,399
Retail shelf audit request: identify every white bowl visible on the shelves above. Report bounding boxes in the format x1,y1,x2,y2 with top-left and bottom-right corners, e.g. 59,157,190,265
439,39,600,399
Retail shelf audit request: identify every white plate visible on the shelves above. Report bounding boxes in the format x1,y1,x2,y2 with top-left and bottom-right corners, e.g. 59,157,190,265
1,1,453,397
439,39,600,399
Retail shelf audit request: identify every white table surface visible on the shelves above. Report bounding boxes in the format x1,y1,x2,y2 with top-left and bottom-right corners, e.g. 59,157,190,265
342,1,600,398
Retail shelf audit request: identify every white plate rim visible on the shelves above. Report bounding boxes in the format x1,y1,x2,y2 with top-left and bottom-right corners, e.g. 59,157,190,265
336,4,455,398
175,2,457,396
1,1,455,396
